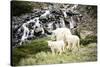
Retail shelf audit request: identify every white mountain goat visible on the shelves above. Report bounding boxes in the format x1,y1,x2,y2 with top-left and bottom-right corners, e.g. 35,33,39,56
65,35,80,51
47,40,65,55
51,28,72,41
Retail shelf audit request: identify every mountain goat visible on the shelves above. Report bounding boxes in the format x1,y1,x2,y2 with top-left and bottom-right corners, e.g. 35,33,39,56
47,40,65,55
65,35,80,51
51,28,72,41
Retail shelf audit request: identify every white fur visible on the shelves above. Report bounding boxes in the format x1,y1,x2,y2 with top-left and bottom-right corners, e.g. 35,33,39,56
51,28,80,51
51,28,72,41
65,35,80,51
48,40,65,54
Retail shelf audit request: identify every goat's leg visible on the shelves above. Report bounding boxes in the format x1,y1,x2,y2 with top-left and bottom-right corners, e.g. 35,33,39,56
51,48,55,55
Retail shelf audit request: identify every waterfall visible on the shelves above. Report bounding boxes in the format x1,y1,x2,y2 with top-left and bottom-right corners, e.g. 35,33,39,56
60,18,66,28
63,11,67,18
40,10,50,18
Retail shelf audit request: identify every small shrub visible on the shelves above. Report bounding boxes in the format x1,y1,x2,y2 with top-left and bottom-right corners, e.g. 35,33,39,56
80,35,97,45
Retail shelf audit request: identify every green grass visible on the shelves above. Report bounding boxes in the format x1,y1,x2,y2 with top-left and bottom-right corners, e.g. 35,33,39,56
12,37,97,66
80,35,97,45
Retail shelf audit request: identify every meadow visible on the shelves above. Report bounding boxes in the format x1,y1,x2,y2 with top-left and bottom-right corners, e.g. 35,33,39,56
12,35,97,66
